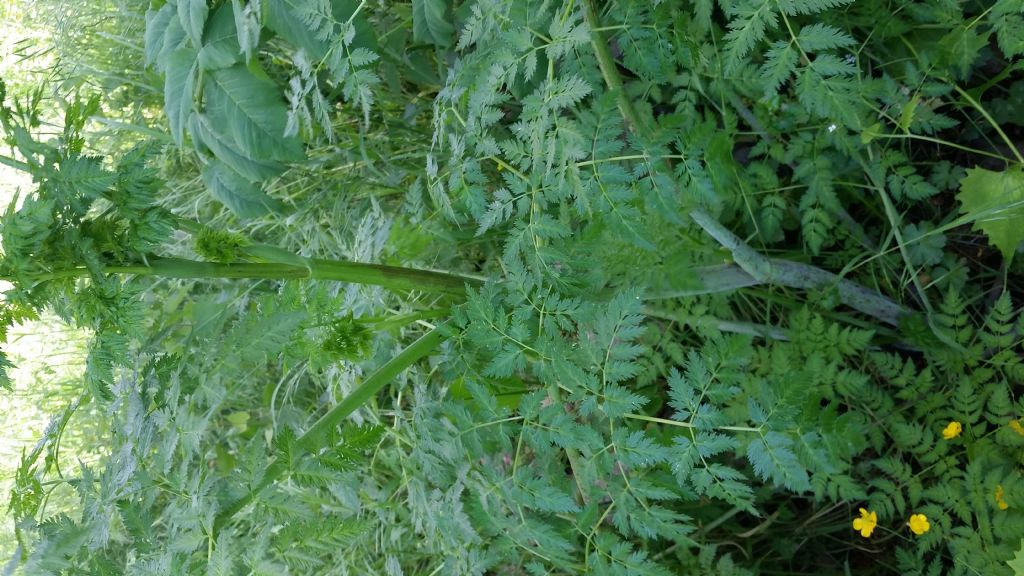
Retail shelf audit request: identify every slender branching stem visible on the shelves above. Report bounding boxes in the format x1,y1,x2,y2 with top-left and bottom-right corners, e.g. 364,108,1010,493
212,326,448,532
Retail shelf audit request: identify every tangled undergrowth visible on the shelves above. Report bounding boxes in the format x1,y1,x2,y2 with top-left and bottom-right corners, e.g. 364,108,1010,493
2,0,1024,574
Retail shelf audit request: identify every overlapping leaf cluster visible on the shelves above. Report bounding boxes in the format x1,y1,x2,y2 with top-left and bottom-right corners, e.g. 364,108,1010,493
3,0,1024,574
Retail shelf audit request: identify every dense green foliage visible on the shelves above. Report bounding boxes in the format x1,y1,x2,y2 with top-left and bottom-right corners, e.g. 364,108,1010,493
2,0,1024,574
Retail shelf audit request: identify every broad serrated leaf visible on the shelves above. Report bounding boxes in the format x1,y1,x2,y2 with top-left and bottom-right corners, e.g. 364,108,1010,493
265,0,330,59
902,222,946,266
198,3,243,70
1009,539,1024,575
144,4,177,69
177,0,209,47
412,0,454,47
164,47,198,146
160,13,188,67
189,112,284,181
201,160,285,217
204,65,305,163
957,165,1024,260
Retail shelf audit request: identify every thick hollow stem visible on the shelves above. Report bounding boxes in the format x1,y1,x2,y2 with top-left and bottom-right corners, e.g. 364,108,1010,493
24,255,481,297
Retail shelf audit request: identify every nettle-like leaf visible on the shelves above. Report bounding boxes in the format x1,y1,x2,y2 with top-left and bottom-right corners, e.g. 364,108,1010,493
204,65,305,163
164,47,198,145
957,165,1024,260
201,159,285,217
144,3,177,69
198,3,243,70
143,3,311,217
189,112,284,181
413,0,455,47
265,0,332,59
177,0,209,47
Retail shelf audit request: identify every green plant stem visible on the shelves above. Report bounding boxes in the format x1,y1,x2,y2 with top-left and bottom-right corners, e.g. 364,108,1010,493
642,264,762,299
174,216,485,294
644,307,790,341
369,308,450,330
212,326,448,533
18,255,480,296
952,83,1024,165
582,1,648,135
623,412,761,433
548,382,591,504
581,0,911,327
0,153,29,172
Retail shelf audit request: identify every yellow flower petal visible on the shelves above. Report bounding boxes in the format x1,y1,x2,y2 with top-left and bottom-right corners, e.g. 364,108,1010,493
908,513,930,535
942,421,962,440
1010,419,1024,437
996,485,1009,510
852,508,877,538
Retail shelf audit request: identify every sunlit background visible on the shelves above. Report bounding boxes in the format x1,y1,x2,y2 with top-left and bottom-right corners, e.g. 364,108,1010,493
1,1,90,560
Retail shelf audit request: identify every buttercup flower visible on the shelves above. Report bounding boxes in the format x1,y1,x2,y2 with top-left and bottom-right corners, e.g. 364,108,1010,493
908,514,930,535
1010,419,1024,437
852,508,877,538
942,421,962,440
995,485,1009,510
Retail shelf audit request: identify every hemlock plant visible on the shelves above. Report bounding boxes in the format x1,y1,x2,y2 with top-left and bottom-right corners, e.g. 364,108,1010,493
2,0,1024,574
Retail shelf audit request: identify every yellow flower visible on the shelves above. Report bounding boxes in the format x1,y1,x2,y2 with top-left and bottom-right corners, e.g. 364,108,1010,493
942,421,962,440
1010,419,1024,437
908,514,930,535
995,485,1010,510
852,508,878,538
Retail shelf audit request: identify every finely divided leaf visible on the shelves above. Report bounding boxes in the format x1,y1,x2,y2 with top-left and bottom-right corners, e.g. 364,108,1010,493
759,40,797,95
746,432,811,492
796,23,856,51
723,0,778,71
992,0,1024,58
